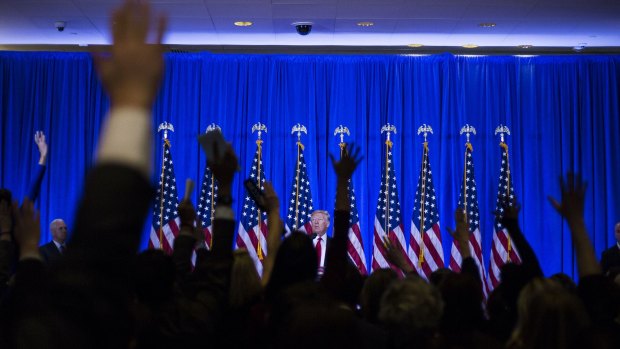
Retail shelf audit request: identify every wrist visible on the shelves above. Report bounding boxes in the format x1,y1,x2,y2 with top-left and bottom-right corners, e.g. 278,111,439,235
217,184,232,197
216,194,233,206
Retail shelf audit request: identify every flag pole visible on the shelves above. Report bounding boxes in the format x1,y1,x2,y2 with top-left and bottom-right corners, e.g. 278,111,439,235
416,124,433,267
291,124,307,230
252,122,268,261
381,123,396,239
157,122,175,250
206,123,221,249
334,125,350,158
459,124,476,240
495,125,513,259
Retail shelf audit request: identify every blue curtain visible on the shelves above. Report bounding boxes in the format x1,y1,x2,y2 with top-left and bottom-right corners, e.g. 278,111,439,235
1,51,619,278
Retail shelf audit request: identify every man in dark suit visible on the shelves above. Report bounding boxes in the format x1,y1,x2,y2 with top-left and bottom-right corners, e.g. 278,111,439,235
311,210,332,275
601,222,620,275
39,218,67,264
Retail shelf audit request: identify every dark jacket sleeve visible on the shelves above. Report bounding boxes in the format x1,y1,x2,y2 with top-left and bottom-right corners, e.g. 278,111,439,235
502,218,543,279
321,210,350,297
172,234,197,284
27,164,46,203
0,240,16,298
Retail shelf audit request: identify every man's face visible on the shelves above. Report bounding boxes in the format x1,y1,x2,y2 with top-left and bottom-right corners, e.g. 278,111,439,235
51,220,68,243
615,222,620,243
311,212,328,236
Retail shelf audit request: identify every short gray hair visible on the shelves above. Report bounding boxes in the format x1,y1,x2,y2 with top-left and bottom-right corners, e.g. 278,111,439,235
379,278,444,331
50,218,64,230
311,210,330,224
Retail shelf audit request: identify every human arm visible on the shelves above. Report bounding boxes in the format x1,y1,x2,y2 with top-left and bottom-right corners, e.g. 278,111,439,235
26,131,48,203
261,181,282,287
383,235,415,275
548,173,600,278
172,199,199,283
447,208,482,279
94,0,167,177
322,144,363,284
498,200,543,278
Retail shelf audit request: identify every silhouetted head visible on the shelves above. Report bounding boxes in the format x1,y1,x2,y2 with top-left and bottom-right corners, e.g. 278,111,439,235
230,249,262,308
509,278,589,349
133,249,175,306
361,268,398,324
266,231,317,301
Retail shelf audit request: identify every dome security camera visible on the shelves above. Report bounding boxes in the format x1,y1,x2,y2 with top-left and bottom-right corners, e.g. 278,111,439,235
55,21,66,32
293,22,313,36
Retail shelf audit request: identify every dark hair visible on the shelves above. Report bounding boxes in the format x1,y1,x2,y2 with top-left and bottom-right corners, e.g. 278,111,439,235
360,268,398,324
265,231,317,302
0,188,12,205
133,249,175,306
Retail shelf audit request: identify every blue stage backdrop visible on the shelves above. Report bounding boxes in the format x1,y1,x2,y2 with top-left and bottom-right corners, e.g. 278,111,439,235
1,52,619,279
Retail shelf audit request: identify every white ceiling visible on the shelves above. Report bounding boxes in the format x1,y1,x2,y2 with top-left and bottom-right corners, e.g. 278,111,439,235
0,0,619,50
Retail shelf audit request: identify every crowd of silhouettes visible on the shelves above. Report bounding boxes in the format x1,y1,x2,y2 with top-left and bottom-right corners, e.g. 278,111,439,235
0,1,619,348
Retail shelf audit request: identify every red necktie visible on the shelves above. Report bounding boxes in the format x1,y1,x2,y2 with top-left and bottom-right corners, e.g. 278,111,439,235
316,237,322,266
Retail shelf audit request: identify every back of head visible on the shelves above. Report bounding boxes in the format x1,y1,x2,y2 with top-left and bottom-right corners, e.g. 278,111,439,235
230,249,262,308
429,267,453,287
549,273,577,294
438,271,485,331
0,188,11,205
273,282,360,349
361,268,398,324
133,249,175,307
379,278,444,348
266,231,317,301
510,278,589,349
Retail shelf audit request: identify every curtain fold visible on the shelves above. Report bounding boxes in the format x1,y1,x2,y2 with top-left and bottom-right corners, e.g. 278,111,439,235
1,51,619,278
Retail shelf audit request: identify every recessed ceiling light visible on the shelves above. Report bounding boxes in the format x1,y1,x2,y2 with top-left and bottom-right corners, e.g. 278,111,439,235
462,44,479,48
478,22,496,28
517,44,532,49
234,21,253,27
357,21,374,27
407,43,424,48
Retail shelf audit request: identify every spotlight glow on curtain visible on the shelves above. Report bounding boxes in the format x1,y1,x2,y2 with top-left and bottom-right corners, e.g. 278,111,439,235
1,52,619,278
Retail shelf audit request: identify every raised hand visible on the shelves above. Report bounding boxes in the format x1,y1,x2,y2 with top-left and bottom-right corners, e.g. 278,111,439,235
447,208,470,258
263,181,280,214
383,235,414,274
34,131,48,165
547,173,587,223
496,197,520,226
208,144,238,189
177,199,196,229
94,0,167,109
13,198,41,256
329,143,363,180
0,199,12,236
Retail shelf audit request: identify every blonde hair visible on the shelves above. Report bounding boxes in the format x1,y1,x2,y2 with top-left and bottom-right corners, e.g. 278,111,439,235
229,249,262,308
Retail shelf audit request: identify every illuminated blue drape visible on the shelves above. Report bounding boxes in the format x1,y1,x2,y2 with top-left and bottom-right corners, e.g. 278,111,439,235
1,52,619,278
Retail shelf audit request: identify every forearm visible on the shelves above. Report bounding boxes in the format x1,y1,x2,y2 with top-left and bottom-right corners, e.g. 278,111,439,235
96,107,152,178
335,178,350,212
27,164,46,202
172,232,197,283
262,210,282,286
503,219,543,277
567,218,600,277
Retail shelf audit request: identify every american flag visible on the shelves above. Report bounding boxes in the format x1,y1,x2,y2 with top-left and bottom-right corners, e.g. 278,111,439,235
346,177,368,275
236,141,269,275
196,164,217,249
150,138,180,254
488,142,521,289
407,142,444,280
285,141,314,234
449,142,489,298
371,136,410,274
